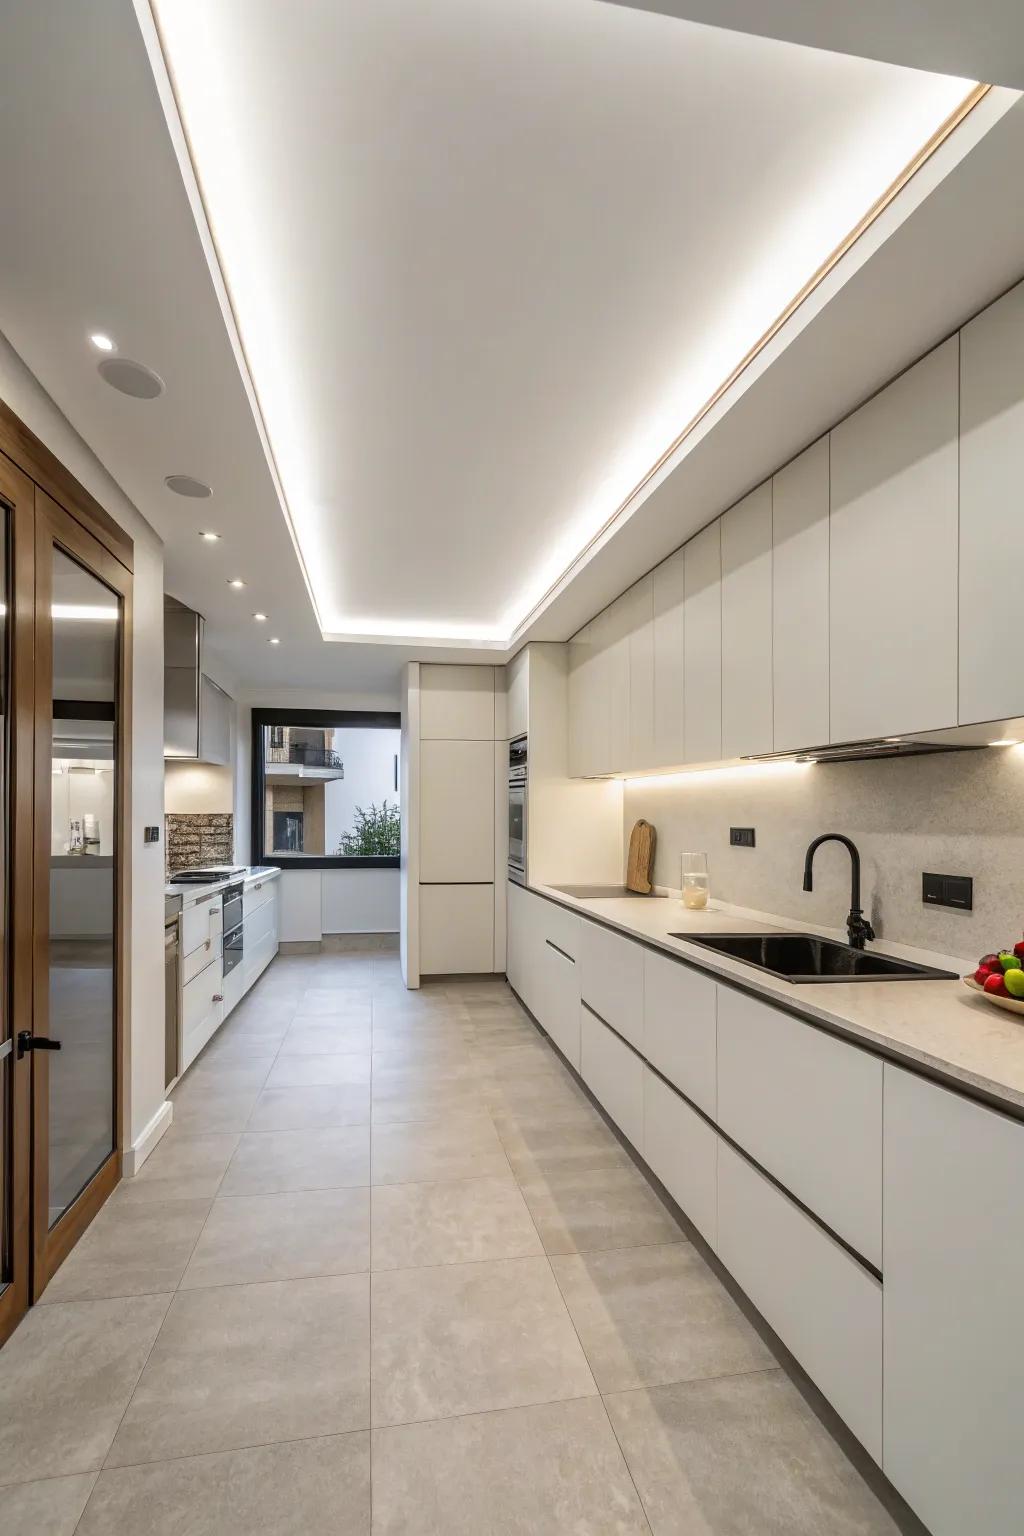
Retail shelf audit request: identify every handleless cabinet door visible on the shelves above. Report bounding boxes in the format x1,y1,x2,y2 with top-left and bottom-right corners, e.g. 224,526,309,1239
652,549,685,768
627,575,655,773
420,884,495,974
580,1004,645,1149
644,1068,718,1249
643,951,717,1117
568,622,602,778
576,922,644,1052
772,438,830,752
829,338,958,742
419,739,494,883
959,279,1024,725
683,519,722,764
883,1067,1024,1536
606,591,632,774
721,482,773,759
419,664,494,739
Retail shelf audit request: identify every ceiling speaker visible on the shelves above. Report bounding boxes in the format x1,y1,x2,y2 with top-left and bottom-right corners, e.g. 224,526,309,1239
98,357,165,399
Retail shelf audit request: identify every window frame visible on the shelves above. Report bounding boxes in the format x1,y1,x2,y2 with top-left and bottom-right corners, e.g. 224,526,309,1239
250,706,401,870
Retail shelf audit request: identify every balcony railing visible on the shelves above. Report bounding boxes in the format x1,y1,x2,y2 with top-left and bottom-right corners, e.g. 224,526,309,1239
266,744,344,771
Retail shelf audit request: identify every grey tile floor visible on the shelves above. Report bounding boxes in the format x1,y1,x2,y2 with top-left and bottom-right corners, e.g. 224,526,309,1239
0,952,905,1534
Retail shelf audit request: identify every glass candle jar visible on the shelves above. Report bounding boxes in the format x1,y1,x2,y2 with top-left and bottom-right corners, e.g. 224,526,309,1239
680,852,710,910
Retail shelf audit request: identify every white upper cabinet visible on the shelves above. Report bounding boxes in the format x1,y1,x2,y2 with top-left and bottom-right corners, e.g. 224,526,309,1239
721,482,773,759
568,620,608,778
652,548,685,768
772,438,830,752
683,518,722,764
606,591,632,773
627,575,655,772
505,650,529,741
829,338,959,742
959,279,1024,726
420,664,495,739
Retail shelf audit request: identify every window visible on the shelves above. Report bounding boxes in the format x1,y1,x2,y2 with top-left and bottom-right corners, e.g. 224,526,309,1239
251,708,401,868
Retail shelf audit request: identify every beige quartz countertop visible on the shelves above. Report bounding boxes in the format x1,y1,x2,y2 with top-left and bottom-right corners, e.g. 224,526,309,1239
530,882,1024,1118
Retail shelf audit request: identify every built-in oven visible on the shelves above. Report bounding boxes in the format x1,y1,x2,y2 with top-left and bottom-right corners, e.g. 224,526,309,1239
222,881,244,978
508,734,527,885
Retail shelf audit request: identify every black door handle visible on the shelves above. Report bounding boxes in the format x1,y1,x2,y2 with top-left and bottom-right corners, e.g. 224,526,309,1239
17,1030,61,1059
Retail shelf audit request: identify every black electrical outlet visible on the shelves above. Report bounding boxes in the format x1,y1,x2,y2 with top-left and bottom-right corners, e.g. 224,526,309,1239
730,827,756,848
922,872,972,911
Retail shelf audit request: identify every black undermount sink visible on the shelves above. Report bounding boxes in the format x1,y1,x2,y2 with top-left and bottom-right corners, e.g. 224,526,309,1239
672,932,958,984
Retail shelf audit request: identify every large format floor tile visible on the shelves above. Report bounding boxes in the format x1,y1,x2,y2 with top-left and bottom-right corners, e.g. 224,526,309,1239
0,1472,97,1536
107,1275,369,1465
551,1244,774,1392
219,1125,370,1195
370,1115,510,1185
371,1255,596,1426
518,1163,684,1255
113,1132,240,1203
248,1082,371,1130
495,1104,634,1178
40,1198,212,1303
168,1079,262,1136
372,1398,649,1535
280,1016,372,1054
371,1176,542,1270
605,1372,901,1535
181,1187,369,1288
265,1052,370,1089
0,1294,171,1484
78,1433,370,1536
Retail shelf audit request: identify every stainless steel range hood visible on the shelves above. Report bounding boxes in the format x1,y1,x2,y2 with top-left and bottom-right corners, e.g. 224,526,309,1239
742,717,1024,766
164,595,233,765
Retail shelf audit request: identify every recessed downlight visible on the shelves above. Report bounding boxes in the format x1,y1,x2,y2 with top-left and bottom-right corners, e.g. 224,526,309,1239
268,636,281,645
228,578,245,589
165,474,212,499
252,612,267,622
97,357,164,399
90,332,115,352
199,531,220,542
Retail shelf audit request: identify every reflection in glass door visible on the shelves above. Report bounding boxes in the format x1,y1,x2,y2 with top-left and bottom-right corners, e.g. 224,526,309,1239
45,547,119,1227
0,501,10,1302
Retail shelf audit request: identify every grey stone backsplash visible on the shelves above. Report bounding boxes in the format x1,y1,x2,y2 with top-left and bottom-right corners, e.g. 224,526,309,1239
623,747,1024,964
166,812,234,874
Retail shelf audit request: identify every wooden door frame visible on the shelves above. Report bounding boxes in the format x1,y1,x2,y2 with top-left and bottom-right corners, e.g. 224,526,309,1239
29,488,132,1297
0,453,36,1348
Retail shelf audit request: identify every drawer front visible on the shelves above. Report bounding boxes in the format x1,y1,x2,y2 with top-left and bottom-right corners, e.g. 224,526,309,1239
716,986,882,1267
182,925,222,987
643,950,717,1116
181,956,224,1072
538,899,580,962
580,1003,644,1148
243,877,275,921
537,938,581,1069
244,897,276,952
643,1067,717,1249
577,922,644,1051
718,1142,883,1462
181,894,223,959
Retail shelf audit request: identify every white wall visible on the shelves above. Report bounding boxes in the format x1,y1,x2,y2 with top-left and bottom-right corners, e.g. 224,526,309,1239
164,760,234,815
0,330,167,1160
322,726,400,853
235,686,402,938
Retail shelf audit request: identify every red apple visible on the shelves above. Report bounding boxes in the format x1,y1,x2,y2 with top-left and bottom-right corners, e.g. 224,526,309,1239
984,973,1009,997
974,966,995,985
980,953,1002,970
1013,941,1024,959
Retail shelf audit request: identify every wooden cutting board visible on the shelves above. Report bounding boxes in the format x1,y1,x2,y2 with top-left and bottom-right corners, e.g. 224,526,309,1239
625,819,656,894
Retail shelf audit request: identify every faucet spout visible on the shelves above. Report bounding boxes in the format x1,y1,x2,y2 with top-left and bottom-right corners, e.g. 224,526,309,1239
802,834,875,950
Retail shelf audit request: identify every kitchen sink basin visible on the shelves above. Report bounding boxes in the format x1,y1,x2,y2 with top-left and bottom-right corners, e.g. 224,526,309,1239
671,932,958,984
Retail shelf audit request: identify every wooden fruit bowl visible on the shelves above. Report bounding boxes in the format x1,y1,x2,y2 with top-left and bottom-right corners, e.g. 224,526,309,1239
963,975,1024,1017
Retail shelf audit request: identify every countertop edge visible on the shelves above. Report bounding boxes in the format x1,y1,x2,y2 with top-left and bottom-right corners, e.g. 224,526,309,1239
526,881,1024,1120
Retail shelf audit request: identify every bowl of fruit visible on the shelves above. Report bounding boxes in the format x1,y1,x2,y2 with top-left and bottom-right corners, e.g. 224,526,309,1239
964,944,1024,1015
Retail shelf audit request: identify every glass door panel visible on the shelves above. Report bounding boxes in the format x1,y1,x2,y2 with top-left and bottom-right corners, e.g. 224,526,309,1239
0,501,9,1291
46,548,118,1226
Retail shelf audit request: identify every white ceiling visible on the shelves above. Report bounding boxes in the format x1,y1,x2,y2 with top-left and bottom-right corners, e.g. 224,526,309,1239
151,0,971,645
0,1,1021,695
605,1,1024,90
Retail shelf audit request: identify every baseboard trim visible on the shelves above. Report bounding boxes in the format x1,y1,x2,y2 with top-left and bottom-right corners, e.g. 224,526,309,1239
124,1099,173,1177
280,933,399,956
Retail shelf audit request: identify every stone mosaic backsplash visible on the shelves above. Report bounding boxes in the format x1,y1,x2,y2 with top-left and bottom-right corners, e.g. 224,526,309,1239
166,812,234,874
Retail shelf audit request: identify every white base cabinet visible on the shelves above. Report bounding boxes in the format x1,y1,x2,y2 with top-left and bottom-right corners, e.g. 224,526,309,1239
643,1067,717,1249
580,1004,644,1149
882,1067,1024,1536
577,922,644,1051
718,1142,883,1465
420,883,495,974
181,955,224,1073
643,950,716,1117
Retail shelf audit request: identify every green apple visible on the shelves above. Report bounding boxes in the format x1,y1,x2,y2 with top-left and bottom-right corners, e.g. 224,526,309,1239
999,952,1022,972
1004,968,1024,999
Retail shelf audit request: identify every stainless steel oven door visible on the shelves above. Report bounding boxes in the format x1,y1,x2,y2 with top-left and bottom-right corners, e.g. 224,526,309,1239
508,781,526,880
223,922,244,978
